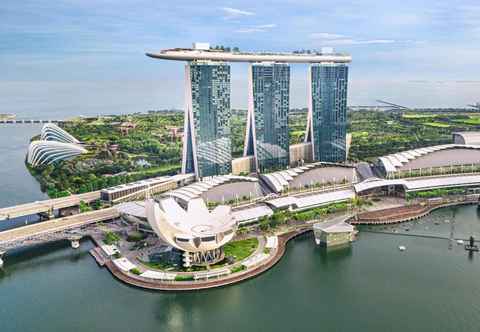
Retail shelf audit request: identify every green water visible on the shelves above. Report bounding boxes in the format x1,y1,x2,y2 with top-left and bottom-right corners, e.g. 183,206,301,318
1,127,480,331
2,205,480,332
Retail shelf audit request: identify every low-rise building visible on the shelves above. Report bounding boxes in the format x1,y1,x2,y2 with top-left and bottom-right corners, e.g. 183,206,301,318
313,219,354,247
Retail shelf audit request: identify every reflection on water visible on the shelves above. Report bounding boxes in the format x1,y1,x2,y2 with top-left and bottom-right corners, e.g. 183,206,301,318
2,209,480,332
364,204,480,241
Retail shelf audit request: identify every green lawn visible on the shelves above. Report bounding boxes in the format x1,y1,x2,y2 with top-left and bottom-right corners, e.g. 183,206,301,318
402,113,437,119
461,117,480,125
223,238,259,261
424,122,450,128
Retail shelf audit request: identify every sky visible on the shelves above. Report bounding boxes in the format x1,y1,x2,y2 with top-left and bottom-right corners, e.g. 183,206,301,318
1,0,480,117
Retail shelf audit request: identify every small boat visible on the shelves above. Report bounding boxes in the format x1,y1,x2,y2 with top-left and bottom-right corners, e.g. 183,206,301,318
457,240,464,245
398,246,406,251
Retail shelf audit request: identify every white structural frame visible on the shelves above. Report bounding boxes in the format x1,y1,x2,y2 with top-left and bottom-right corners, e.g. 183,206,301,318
377,144,480,176
41,123,80,144
27,141,87,167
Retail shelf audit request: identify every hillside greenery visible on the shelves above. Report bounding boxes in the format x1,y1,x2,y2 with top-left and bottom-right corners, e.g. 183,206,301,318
28,109,480,197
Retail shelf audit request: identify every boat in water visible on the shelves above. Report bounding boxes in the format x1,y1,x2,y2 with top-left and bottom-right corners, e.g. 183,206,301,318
398,246,406,251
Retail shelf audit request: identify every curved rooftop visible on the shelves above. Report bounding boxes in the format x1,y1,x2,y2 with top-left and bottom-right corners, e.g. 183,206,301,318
377,144,480,174
354,175,480,193
146,49,351,64
453,132,480,145
261,163,357,193
41,123,80,144
165,175,259,203
27,141,88,167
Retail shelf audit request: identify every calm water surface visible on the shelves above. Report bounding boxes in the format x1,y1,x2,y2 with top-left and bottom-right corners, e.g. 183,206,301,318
1,127,480,332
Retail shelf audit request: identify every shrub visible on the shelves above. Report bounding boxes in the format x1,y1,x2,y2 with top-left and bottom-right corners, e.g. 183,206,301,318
230,265,246,274
175,274,194,281
126,231,145,242
104,231,121,245
130,268,141,275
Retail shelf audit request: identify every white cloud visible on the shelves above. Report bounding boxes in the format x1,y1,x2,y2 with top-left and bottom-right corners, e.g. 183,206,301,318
310,32,396,45
221,7,255,19
309,32,347,40
235,24,276,33
256,24,277,29
334,39,396,45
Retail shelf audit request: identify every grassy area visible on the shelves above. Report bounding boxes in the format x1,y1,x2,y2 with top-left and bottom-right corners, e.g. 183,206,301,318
402,113,437,119
454,117,480,125
424,122,450,128
175,274,194,281
223,238,259,261
347,110,480,161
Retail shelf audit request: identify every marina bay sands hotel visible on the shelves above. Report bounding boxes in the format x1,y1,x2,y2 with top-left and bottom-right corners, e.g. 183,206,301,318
146,43,351,179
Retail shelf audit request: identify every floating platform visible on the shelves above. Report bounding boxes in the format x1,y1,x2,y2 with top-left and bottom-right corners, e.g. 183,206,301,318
465,245,479,252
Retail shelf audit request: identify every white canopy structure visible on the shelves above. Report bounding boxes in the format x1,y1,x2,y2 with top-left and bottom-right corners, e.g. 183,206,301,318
41,123,80,144
27,141,88,167
27,123,86,167
145,197,237,266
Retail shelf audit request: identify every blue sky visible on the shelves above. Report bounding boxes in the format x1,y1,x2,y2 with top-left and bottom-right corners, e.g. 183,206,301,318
1,0,480,117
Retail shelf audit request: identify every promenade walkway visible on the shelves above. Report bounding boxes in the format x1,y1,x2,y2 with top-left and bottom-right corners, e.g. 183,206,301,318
102,228,311,291
352,197,479,225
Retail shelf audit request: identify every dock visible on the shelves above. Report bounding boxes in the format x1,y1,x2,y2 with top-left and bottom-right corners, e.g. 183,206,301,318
89,247,108,266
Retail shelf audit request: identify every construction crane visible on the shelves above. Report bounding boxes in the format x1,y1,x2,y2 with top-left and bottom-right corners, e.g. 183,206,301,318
467,103,480,110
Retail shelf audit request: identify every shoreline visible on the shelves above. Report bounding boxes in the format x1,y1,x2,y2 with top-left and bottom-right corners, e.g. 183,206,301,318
351,198,479,225
93,228,311,292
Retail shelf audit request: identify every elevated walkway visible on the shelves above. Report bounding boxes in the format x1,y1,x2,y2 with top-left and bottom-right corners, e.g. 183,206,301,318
0,208,119,252
0,191,100,220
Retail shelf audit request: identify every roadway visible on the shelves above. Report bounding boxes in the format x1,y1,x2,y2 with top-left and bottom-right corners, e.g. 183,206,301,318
0,207,119,245
0,119,71,124
0,191,101,220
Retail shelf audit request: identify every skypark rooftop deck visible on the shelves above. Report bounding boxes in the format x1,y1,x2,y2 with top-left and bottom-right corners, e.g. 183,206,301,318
146,48,352,64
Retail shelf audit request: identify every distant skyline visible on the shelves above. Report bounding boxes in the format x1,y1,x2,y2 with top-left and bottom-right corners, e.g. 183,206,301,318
2,0,480,117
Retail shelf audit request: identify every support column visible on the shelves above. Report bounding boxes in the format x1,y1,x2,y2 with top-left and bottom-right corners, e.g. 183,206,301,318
0,251,5,268
69,236,82,249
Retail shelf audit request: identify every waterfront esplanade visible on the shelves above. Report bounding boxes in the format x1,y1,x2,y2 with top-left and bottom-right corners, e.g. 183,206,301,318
146,44,352,179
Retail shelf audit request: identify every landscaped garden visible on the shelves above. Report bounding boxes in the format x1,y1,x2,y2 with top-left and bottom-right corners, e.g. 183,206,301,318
28,108,480,197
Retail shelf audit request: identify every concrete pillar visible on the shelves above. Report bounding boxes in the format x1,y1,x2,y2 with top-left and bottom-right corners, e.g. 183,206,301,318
69,236,81,249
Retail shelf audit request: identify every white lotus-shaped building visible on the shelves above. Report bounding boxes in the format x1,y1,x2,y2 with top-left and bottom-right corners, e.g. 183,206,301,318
27,141,88,167
41,123,80,144
145,197,237,266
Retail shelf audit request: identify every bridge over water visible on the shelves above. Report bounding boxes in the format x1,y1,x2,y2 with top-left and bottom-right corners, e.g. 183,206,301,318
0,191,101,221
0,119,72,125
0,207,119,265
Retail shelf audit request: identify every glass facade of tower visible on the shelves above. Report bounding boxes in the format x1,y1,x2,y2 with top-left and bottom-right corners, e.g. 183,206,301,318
184,62,232,178
309,63,348,162
246,63,290,173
